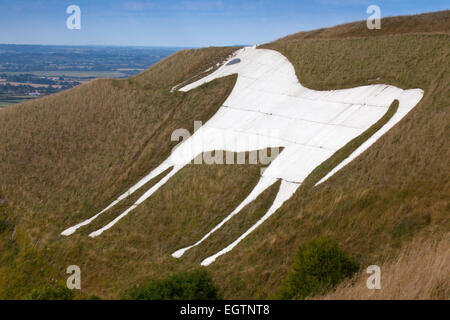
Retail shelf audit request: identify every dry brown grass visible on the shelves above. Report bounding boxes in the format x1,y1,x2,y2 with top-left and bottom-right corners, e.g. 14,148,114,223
317,235,450,300
0,11,448,299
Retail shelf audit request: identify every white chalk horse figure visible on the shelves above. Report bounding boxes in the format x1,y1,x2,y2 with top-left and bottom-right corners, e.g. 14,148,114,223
61,46,423,266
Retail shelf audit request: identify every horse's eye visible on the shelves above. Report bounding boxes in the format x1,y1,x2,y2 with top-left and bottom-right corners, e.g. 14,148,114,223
226,58,241,66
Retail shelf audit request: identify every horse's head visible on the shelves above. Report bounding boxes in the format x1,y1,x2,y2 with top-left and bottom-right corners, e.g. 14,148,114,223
179,46,299,95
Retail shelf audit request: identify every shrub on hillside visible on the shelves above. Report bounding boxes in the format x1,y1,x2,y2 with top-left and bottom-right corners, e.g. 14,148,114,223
278,238,359,299
124,269,220,300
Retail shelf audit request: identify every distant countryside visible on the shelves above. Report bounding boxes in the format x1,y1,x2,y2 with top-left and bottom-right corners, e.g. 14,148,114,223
0,45,180,107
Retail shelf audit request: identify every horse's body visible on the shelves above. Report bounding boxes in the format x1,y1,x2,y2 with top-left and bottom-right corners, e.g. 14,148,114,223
62,46,423,266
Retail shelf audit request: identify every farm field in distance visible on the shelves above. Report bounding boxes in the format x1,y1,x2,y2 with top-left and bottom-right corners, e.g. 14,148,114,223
0,44,181,107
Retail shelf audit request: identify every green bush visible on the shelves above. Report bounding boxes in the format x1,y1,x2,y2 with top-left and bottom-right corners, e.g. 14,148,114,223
26,284,75,300
278,238,359,299
124,269,220,300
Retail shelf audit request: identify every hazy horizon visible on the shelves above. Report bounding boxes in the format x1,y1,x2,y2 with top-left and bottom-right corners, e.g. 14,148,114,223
0,1,448,47
0,43,191,49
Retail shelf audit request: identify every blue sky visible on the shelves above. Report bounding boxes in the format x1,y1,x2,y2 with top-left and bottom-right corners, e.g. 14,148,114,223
0,0,448,47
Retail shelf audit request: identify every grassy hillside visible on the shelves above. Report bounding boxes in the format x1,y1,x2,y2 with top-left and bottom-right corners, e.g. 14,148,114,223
280,10,450,40
0,11,448,299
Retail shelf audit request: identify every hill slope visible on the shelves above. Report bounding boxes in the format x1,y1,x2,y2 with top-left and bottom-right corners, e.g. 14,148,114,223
280,10,450,40
0,11,448,299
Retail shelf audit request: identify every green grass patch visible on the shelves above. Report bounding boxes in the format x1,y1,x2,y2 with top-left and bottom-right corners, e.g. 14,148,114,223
25,284,75,300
